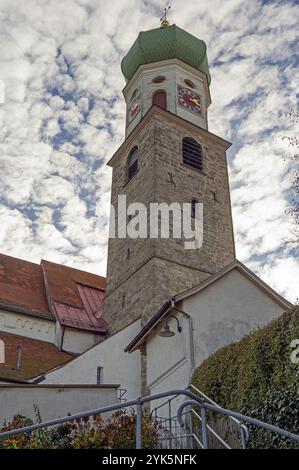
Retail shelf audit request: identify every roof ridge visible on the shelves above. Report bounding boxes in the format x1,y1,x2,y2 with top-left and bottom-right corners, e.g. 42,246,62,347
41,259,106,281
0,252,40,268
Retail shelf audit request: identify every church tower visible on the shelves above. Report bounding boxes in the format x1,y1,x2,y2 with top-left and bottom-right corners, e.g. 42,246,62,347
103,21,236,334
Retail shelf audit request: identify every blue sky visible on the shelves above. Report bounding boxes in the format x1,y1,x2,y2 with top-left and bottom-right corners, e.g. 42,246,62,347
0,0,298,301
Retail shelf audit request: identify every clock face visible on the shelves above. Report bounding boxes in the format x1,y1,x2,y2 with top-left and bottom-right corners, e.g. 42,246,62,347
128,95,141,123
177,85,202,116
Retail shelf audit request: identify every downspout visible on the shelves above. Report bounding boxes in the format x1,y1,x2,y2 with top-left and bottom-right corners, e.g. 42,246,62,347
59,325,65,351
170,299,195,380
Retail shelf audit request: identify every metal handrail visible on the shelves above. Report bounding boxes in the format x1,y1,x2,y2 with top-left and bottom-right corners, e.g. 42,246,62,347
150,384,248,449
155,409,196,449
191,408,231,449
0,389,298,449
189,384,241,426
150,389,181,418
177,400,299,449
0,389,201,448
188,384,249,448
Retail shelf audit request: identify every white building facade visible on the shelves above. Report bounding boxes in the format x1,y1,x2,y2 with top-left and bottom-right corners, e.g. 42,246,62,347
42,262,292,410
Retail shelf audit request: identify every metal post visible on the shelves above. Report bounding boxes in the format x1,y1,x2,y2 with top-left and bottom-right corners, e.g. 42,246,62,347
168,400,172,449
188,407,194,449
200,405,209,449
240,425,248,449
136,399,143,449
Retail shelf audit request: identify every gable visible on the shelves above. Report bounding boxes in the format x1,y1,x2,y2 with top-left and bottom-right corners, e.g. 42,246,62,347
182,268,289,362
125,261,292,353
183,268,289,318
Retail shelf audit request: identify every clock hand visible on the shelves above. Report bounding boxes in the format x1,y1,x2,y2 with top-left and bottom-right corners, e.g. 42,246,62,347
189,98,200,106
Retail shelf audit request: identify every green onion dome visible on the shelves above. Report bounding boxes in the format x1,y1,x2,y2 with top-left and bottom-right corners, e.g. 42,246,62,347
121,24,211,85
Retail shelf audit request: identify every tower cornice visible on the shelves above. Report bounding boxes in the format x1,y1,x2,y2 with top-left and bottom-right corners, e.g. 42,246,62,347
107,105,231,168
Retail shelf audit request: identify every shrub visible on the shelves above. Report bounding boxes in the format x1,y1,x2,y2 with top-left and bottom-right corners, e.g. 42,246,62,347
0,415,34,449
0,408,161,449
192,308,299,448
72,410,159,449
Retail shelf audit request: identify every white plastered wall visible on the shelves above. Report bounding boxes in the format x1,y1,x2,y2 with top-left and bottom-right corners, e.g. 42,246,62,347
145,268,288,411
43,319,141,401
0,385,119,424
0,309,55,343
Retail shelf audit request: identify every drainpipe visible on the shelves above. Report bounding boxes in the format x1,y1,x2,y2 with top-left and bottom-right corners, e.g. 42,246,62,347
16,342,23,369
170,299,195,381
59,326,65,351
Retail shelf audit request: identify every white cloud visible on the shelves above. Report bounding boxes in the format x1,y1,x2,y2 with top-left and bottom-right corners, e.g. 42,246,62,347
249,256,299,303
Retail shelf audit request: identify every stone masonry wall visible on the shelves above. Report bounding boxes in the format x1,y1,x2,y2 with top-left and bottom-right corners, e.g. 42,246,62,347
103,108,236,334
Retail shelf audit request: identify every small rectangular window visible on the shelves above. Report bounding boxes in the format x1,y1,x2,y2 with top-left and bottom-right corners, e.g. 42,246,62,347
0,340,4,364
97,366,103,384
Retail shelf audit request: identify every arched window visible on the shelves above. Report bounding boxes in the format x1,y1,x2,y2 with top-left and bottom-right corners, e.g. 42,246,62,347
128,146,138,180
152,90,167,110
182,137,203,171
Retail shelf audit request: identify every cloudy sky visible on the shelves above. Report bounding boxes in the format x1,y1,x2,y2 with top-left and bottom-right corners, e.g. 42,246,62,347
0,0,298,301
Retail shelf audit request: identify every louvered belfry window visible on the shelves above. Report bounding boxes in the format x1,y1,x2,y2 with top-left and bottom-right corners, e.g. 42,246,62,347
182,137,203,171
128,146,138,180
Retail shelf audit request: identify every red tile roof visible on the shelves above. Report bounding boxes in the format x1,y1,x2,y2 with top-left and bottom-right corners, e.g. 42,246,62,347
53,284,106,333
41,260,106,308
0,253,52,319
0,253,107,334
42,260,107,333
0,331,73,381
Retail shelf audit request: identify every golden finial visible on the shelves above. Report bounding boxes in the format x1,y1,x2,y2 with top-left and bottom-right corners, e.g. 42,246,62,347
160,4,171,27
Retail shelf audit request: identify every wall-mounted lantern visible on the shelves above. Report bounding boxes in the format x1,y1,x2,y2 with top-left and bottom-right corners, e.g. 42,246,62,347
159,315,182,338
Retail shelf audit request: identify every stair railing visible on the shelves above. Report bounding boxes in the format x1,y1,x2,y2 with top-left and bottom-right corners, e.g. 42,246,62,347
0,389,298,449
189,384,249,449
150,385,249,449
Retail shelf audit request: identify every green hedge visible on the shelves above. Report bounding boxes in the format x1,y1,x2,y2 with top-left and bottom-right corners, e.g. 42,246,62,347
192,307,299,448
